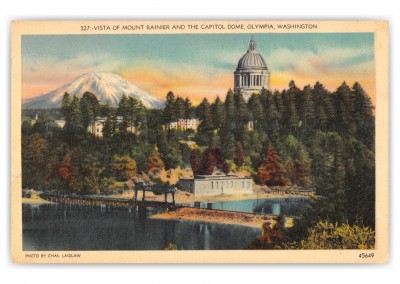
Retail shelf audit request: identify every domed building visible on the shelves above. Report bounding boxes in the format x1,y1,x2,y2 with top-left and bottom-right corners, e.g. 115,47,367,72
234,36,270,100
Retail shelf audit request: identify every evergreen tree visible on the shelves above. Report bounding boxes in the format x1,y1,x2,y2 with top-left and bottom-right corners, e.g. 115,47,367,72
80,91,100,129
220,129,235,160
284,81,300,135
234,92,249,128
224,89,235,130
22,133,48,190
61,92,72,122
116,94,129,130
248,93,264,130
352,82,375,148
163,91,176,123
66,96,84,146
299,85,315,130
211,96,225,129
233,142,245,168
174,96,186,119
334,81,356,135
197,98,213,132
313,82,335,131
184,97,194,118
266,91,281,136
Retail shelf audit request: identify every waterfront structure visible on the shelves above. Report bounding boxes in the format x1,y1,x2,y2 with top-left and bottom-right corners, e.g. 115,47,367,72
178,174,253,197
166,118,200,131
234,36,270,100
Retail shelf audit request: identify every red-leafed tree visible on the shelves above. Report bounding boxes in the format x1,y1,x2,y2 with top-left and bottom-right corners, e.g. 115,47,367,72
257,147,286,186
200,147,231,175
190,148,202,176
201,147,217,175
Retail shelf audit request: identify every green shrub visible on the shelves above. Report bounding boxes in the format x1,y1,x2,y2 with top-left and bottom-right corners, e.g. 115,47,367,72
281,221,375,249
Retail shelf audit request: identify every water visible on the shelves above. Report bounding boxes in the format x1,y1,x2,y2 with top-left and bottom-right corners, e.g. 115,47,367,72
22,204,261,251
209,197,309,217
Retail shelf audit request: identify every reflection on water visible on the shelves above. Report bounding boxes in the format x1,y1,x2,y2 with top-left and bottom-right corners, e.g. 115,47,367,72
211,197,309,217
22,204,261,251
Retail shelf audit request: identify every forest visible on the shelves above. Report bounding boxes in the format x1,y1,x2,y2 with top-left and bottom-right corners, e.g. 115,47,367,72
21,79,376,235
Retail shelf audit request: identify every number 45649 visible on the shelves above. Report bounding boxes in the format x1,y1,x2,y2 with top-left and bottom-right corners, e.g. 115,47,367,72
359,253,374,258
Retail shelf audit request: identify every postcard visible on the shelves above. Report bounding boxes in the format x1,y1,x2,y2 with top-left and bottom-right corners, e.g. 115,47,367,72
11,20,388,263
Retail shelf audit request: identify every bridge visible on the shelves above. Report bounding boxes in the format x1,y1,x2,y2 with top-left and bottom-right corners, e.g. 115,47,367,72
40,193,180,209
133,182,177,205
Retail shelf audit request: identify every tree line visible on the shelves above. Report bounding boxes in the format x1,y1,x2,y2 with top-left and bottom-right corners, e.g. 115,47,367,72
21,80,375,229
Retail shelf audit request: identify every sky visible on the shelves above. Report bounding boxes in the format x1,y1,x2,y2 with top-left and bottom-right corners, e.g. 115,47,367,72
22,33,375,105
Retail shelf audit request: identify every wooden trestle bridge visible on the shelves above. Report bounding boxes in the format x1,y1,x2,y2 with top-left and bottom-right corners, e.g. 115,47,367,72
133,182,177,205
39,182,179,209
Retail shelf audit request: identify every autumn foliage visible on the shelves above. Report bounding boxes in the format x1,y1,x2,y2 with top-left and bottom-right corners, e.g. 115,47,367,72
256,147,287,186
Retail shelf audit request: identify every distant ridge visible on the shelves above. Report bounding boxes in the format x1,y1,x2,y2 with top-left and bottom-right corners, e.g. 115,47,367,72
22,72,165,109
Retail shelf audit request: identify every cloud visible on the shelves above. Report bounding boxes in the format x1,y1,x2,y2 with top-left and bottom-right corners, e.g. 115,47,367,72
22,41,376,105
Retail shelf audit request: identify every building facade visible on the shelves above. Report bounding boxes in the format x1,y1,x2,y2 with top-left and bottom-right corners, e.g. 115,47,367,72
87,116,137,137
234,37,270,100
166,118,200,131
178,174,253,197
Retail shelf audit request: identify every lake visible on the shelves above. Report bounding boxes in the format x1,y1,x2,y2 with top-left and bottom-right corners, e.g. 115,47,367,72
22,197,308,251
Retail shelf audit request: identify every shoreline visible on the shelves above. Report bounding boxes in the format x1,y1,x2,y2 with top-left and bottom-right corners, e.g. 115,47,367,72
150,207,292,229
108,188,311,204
22,196,54,205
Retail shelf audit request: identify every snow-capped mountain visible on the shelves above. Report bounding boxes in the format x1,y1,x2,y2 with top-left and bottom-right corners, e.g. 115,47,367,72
22,72,165,109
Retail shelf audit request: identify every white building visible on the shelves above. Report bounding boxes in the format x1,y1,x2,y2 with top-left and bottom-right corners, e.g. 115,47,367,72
234,36,270,100
166,118,200,131
178,174,253,197
87,116,137,137
87,117,106,137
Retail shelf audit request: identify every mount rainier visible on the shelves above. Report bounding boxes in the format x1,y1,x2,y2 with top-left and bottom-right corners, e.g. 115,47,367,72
22,72,165,109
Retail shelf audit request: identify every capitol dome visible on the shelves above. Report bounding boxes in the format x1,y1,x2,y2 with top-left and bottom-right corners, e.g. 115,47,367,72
234,37,270,100
237,39,268,70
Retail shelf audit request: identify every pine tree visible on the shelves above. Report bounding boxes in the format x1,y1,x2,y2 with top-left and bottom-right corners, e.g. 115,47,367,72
300,85,315,130
80,91,100,129
197,98,213,132
61,92,72,121
284,81,300,134
334,81,356,135
313,82,335,131
248,93,263,130
163,91,176,123
184,97,194,118
224,89,235,130
234,92,249,127
174,96,186,119
66,96,84,146
352,82,375,148
117,94,130,132
233,142,245,168
266,91,281,136
211,96,225,129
